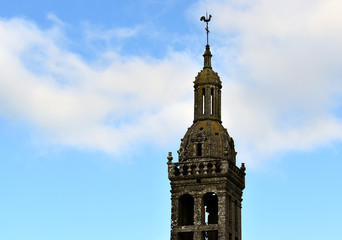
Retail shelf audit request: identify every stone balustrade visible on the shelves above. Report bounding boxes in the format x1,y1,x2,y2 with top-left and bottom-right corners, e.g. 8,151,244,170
168,159,228,179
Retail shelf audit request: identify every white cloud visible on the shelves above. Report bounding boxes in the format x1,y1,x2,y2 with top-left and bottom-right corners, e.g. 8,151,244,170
192,0,342,166
1,0,342,166
84,24,142,42
0,17,196,155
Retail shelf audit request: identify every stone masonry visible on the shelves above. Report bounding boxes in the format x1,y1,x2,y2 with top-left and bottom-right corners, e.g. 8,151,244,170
167,41,246,240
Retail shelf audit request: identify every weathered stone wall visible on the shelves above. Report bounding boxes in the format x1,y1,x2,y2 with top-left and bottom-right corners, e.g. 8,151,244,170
168,42,245,240
168,155,245,240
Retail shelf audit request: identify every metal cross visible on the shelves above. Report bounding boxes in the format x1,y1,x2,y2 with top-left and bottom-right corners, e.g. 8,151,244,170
200,12,212,45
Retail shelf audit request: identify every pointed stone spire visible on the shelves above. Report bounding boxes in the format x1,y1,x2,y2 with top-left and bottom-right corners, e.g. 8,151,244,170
203,44,212,69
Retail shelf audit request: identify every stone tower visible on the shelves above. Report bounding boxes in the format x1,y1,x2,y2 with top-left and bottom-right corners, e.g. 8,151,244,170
167,16,246,240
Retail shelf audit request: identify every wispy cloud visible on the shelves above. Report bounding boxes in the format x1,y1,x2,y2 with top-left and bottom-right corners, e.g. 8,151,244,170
0,17,196,156
192,0,342,166
1,0,342,166
84,23,142,42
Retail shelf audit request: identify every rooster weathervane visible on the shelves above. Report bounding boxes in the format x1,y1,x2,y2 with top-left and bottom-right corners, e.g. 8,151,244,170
200,12,212,45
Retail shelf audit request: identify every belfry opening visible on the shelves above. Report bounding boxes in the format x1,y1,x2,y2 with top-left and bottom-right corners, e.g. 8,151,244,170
179,194,194,226
167,14,246,240
203,193,218,225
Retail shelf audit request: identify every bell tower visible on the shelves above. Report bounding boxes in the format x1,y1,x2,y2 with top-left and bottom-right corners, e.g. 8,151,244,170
167,15,246,240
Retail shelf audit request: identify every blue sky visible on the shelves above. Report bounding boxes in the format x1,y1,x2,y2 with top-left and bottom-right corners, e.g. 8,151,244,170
0,0,342,240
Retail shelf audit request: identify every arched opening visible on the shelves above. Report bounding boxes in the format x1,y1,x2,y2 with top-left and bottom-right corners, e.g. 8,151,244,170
210,88,214,114
203,193,218,224
202,88,205,114
174,165,181,176
197,143,202,156
178,194,194,226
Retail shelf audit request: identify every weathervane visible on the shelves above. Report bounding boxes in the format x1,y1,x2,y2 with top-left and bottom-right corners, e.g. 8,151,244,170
200,12,212,45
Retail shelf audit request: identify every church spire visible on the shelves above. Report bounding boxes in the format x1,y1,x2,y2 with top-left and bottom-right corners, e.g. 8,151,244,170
193,14,221,122
201,13,212,69
167,15,246,240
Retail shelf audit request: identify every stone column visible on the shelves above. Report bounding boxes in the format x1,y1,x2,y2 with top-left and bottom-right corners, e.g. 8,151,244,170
194,88,198,120
227,195,232,236
194,194,203,240
230,197,235,239
218,192,228,240
237,201,242,240
170,191,179,240
214,87,219,118
234,200,239,240
218,89,221,119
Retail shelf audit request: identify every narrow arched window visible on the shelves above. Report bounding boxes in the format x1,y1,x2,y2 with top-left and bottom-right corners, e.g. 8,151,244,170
203,193,218,224
211,88,214,114
178,194,194,226
197,143,202,156
202,88,205,114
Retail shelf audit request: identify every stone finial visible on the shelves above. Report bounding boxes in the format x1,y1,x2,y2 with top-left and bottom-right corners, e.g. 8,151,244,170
241,163,246,172
167,152,173,162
